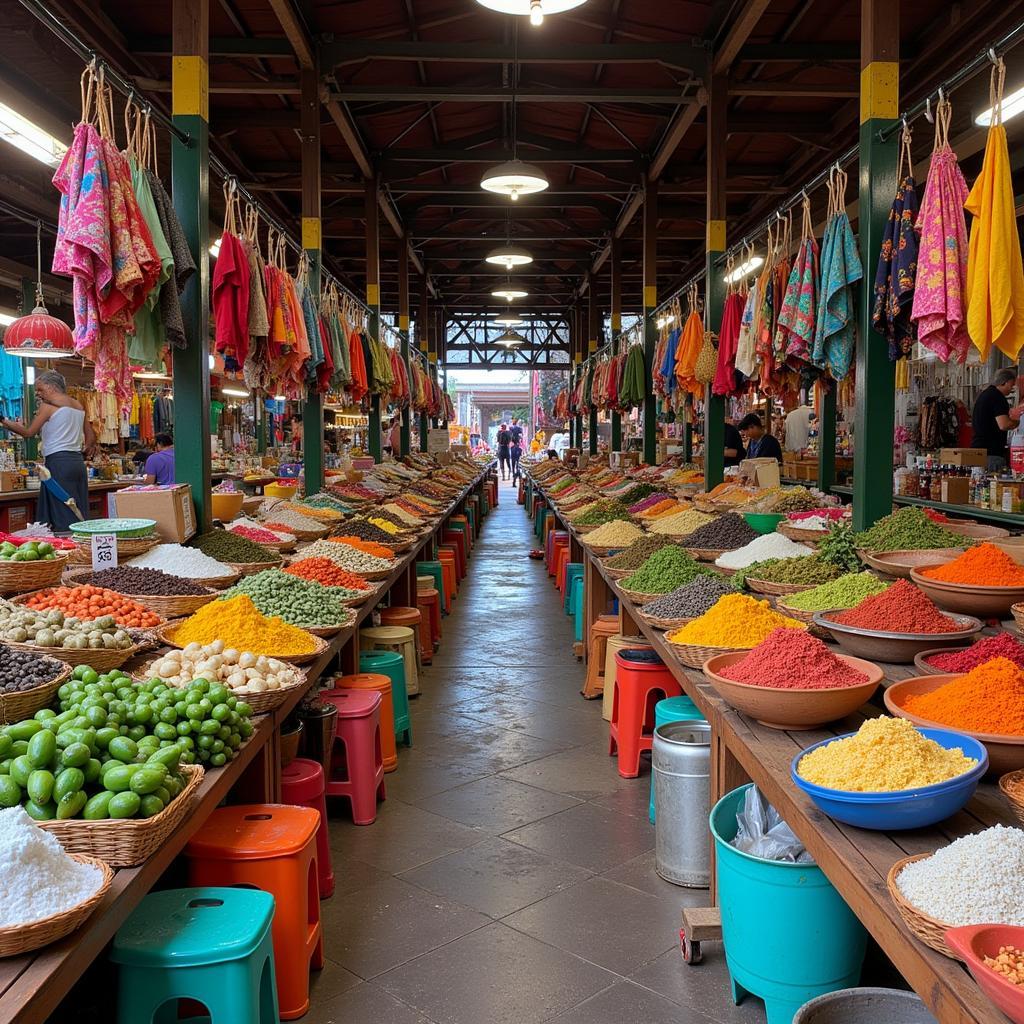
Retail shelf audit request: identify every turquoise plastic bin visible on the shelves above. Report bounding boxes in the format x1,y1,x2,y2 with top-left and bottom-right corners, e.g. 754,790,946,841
649,696,704,823
570,576,585,643
711,785,866,1024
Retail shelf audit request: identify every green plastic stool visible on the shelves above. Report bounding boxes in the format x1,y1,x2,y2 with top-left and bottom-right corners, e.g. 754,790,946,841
564,564,584,614
111,887,279,1024
650,696,705,823
360,650,412,746
570,575,585,644
535,505,549,538
416,560,449,613
465,504,477,538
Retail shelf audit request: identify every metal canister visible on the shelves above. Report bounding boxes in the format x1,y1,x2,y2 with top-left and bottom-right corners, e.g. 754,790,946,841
653,719,712,887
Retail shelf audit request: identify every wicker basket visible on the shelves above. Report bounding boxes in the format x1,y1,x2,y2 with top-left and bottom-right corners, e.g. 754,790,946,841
38,764,204,868
1012,603,1024,634
0,551,72,595
264,522,327,541
226,558,283,577
638,612,692,631
777,523,829,545
0,661,71,723
692,498,723,513
602,566,634,580
744,578,816,597
686,547,730,563
618,586,660,606
238,676,312,715
156,622,329,666
67,537,160,565
774,600,835,639
11,588,167,628
886,854,958,959
0,853,113,956
575,523,599,535
61,568,219,620
999,770,1024,827
2,635,153,671
669,640,745,669
304,618,354,638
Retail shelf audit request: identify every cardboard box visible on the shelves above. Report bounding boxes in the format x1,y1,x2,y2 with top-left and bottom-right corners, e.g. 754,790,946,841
740,457,781,489
939,447,987,468
941,477,971,505
610,451,640,470
109,484,196,543
0,473,24,493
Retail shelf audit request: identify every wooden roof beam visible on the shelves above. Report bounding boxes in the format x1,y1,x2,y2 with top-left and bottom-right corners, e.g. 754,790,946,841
331,85,693,104
713,0,775,73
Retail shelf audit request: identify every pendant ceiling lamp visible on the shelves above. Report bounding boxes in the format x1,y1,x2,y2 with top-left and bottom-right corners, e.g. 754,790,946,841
492,286,529,301
475,0,589,26
495,329,526,347
480,159,548,200
494,315,525,327
2,220,74,359
485,245,533,269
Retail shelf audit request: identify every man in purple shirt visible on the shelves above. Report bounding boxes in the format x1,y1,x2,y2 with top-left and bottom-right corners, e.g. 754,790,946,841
144,433,176,486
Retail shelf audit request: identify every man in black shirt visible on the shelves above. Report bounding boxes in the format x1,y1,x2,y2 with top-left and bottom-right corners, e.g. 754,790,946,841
509,418,524,447
723,418,745,467
971,368,1022,469
737,413,783,463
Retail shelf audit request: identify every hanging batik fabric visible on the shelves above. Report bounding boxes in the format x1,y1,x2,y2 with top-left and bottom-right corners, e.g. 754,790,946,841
965,59,1024,361
734,273,759,380
910,96,970,364
872,125,920,360
812,168,862,381
775,198,819,368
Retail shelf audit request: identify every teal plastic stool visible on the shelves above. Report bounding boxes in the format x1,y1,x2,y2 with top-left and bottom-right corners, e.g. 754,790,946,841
570,575,585,644
417,560,448,613
563,564,584,614
649,696,705,823
111,887,279,1024
711,785,867,1024
360,650,412,746
535,506,549,538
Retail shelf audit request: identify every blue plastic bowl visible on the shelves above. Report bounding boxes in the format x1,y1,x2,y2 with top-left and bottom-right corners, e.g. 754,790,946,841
791,727,988,831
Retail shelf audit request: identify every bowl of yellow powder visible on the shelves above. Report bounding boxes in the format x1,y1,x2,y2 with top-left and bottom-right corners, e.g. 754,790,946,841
791,717,987,830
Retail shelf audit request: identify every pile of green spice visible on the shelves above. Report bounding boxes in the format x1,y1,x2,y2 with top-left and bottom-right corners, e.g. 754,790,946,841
854,506,969,552
221,569,355,626
736,555,843,588
300,494,353,513
785,571,892,612
615,483,658,506
575,500,630,527
190,530,279,564
603,534,673,570
622,546,716,594
746,486,819,514
817,522,862,573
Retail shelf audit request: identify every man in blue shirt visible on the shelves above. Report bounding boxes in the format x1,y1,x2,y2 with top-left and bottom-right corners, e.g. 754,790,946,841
144,433,176,485
737,414,783,463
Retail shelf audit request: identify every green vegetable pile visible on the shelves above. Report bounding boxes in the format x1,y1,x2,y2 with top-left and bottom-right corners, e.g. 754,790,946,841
0,665,253,820
614,483,658,506
299,494,352,513
604,534,674,570
0,539,58,562
853,506,969,552
623,546,716,594
575,500,630,527
817,522,862,573
221,569,357,626
736,555,843,588
190,529,279,564
784,571,891,611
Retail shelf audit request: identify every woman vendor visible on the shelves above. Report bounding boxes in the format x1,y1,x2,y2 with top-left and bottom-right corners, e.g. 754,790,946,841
1,370,94,530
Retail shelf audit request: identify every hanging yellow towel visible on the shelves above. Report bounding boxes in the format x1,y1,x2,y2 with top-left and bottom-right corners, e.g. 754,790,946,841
965,123,1024,359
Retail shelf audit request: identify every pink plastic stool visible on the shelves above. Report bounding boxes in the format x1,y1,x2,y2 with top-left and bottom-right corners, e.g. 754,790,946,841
320,690,386,825
281,758,335,899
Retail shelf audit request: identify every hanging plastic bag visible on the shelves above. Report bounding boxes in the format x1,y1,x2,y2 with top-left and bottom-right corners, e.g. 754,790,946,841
730,785,814,863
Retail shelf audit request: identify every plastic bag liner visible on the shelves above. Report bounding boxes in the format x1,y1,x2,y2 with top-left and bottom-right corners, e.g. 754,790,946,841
730,785,815,864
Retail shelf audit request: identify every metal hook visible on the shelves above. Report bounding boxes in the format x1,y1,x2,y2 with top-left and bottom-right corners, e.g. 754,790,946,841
989,47,999,64
938,85,945,104
924,95,934,123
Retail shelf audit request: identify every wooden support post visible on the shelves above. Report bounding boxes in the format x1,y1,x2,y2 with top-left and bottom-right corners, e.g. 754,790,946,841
398,234,411,457
171,0,212,530
573,305,582,450
588,282,599,456
300,64,324,492
818,383,837,491
704,68,728,490
853,0,899,530
366,175,382,463
418,272,429,452
642,178,658,465
610,240,622,452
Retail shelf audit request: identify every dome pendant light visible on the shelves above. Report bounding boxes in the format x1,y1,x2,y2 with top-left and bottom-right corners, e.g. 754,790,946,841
494,315,525,327
480,159,549,200
475,0,590,23
485,245,533,269
492,279,528,301
2,220,74,359
495,328,526,347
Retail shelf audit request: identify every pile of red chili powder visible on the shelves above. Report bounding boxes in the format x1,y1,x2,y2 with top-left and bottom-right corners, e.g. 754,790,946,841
925,632,1024,672
718,628,869,689
832,579,955,634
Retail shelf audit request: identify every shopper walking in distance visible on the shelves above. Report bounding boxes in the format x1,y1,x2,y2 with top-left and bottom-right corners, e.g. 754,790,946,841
510,431,523,484
496,422,511,480
510,417,524,447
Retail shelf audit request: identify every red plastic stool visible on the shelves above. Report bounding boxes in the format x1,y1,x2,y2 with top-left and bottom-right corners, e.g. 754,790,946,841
548,532,569,575
185,804,324,1020
610,649,683,778
416,586,442,649
331,673,398,773
441,531,466,578
380,605,426,669
437,549,458,602
320,689,386,823
281,758,335,899
450,514,472,553
411,582,437,662
556,546,572,596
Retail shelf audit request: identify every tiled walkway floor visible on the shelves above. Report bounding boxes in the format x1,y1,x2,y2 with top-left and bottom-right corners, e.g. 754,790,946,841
309,480,765,1024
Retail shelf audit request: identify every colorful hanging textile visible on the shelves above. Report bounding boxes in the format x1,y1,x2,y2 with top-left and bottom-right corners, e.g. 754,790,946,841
674,288,704,398
812,167,862,381
755,215,790,396
619,343,646,408
712,290,744,396
872,125,920,360
965,59,1024,361
775,196,819,368
211,185,251,371
911,96,970,364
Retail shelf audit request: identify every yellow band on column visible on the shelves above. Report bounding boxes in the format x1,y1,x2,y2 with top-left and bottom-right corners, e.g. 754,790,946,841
428,352,437,364
860,62,899,123
643,286,657,308
588,339,597,353
707,219,726,252
419,341,428,352
611,314,621,331
172,56,209,120
301,218,321,250
366,284,380,306
399,315,410,331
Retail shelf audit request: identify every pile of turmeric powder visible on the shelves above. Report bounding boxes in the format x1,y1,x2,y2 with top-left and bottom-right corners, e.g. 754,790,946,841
903,656,1024,735
169,594,318,656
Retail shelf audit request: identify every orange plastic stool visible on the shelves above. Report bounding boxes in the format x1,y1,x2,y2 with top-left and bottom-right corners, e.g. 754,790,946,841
330,673,398,772
417,586,442,649
610,649,683,778
442,531,467,578
439,540,464,581
556,545,572,594
380,606,426,668
549,535,569,578
437,549,458,604
185,804,324,1020
583,615,620,699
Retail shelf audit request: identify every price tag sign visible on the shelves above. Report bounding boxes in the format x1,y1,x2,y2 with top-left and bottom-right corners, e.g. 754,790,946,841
91,534,118,571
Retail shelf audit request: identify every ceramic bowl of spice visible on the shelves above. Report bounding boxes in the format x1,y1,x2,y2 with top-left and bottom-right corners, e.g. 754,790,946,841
945,925,1024,1023
884,658,1024,775
703,629,883,730
914,633,1024,676
910,544,1024,618
857,548,963,580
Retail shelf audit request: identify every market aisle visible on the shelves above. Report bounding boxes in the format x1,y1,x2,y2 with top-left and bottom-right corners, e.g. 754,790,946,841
309,480,764,1024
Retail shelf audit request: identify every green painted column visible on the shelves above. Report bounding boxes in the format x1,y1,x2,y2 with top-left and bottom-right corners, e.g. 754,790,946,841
642,180,658,465
684,395,694,462
255,397,267,454
170,15,212,531
366,176,382,463
18,279,38,461
418,285,429,452
853,9,899,531
398,245,411,457
610,240,622,451
817,384,837,492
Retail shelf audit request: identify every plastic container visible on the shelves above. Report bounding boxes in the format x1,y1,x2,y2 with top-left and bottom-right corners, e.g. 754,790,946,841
946,925,1024,1024
794,987,935,1023
711,785,867,1024
791,728,988,830
653,720,711,886
743,512,785,534
650,696,704,823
